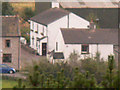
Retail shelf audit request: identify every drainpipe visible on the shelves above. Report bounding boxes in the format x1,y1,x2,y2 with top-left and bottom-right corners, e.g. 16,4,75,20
17,15,21,71
97,43,98,53
67,14,69,28
18,36,21,70
46,25,48,58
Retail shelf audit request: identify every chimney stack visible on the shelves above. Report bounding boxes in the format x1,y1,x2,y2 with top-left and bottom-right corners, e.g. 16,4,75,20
89,19,96,29
51,1,59,8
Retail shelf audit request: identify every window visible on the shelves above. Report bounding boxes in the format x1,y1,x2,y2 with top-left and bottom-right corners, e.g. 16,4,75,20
36,41,38,49
37,24,39,33
35,24,39,33
81,44,89,54
32,37,34,45
5,40,10,47
32,22,34,30
42,26,44,35
56,42,58,51
3,54,12,63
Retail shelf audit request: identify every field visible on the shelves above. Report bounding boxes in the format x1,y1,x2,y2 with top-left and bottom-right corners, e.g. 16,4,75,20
10,2,35,14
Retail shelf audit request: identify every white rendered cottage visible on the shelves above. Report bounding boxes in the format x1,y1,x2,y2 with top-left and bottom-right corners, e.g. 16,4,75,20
54,27,118,62
29,8,90,57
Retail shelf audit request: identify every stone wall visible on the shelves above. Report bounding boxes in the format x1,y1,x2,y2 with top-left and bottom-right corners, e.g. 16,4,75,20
2,37,21,70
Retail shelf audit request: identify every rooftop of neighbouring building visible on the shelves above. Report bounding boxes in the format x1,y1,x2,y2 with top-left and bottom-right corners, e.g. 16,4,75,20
1,15,21,37
61,28,118,45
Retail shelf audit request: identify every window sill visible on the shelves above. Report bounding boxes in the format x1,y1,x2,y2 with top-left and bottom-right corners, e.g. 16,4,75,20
3,62,11,63
5,47,10,48
81,52,89,54
35,31,38,33
31,29,33,32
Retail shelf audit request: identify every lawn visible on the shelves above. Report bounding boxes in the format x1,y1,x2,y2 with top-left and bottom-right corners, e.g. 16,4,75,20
1,79,29,88
1,80,18,88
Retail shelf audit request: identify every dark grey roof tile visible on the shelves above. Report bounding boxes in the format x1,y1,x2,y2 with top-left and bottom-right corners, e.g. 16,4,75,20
61,28,118,45
30,8,70,25
2,16,20,37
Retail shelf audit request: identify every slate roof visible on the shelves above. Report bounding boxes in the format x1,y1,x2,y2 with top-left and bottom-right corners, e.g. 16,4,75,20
30,8,70,25
61,28,118,45
60,1,119,8
53,52,64,59
2,16,20,37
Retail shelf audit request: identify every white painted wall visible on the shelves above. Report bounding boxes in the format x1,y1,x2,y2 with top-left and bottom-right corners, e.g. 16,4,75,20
47,13,89,52
69,13,90,28
30,10,90,56
63,44,114,61
47,15,68,52
30,20,47,52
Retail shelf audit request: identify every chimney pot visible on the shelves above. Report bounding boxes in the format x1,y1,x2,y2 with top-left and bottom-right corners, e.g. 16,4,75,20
89,19,96,29
51,1,59,8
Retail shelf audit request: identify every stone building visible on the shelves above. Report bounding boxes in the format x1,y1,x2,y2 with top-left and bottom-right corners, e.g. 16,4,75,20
1,16,21,70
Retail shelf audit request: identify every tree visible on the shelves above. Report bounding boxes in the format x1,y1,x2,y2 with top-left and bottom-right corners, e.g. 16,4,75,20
101,55,119,88
21,7,35,22
2,2,15,15
29,65,40,87
13,79,26,89
21,27,30,43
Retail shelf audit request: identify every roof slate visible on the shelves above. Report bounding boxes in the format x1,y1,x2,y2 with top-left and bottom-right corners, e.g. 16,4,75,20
30,8,70,25
2,16,20,37
61,28,118,45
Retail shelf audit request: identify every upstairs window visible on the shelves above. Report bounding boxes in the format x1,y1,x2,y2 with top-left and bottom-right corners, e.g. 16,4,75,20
32,22,34,30
5,40,10,47
81,44,89,54
41,26,44,36
3,54,12,63
37,24,39,33
32,37,34,45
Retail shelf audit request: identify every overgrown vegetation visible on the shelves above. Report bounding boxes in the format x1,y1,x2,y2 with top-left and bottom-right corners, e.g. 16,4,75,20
2,2,16,15
21,27,30,44
21,7,35,22
18,52,119,88
2,3,34,44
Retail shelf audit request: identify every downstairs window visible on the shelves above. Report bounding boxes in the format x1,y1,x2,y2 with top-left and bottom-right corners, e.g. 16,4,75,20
3,54,12,63
81,44,89,54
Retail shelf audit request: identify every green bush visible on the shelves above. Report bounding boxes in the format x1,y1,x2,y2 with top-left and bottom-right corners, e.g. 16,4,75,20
23,52,118,88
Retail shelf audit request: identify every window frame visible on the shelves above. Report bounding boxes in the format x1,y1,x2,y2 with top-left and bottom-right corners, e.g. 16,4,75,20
32,22,34,30
81,44,89,54
5,40,11,48
3,54,12,63
37,24,39,33
42,26,44,35
32,37,34,45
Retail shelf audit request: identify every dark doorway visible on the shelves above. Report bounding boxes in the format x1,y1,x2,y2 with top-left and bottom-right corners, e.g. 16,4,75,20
42,43,47,56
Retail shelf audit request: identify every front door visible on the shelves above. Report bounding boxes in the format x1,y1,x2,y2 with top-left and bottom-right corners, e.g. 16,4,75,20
42,43,47,56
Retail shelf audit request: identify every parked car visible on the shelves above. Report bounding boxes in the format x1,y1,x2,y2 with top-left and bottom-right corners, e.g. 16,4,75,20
0,64,16,74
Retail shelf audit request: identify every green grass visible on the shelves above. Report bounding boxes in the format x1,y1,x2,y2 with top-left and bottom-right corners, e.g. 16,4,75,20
1,79,29,88
2,80,18,88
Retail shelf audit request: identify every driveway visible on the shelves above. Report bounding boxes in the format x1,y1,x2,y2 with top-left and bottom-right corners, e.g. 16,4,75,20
2,72,27,80
21,45,46,70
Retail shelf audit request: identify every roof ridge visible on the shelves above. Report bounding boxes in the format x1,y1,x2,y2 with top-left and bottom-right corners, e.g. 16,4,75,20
30,8,70,25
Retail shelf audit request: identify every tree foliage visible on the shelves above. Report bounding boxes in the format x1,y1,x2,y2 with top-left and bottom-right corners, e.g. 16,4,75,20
21,7,35,22
17,53,119,88
2,2,16,15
